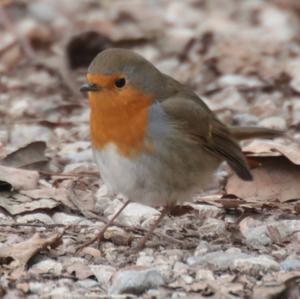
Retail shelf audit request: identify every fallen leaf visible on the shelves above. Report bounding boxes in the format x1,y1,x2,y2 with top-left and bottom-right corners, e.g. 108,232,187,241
0,165,39,190
0,141,48,170
0,192,59,215
243,140,300,165
20,187,76,210
0,232,61,268
226,157,300,202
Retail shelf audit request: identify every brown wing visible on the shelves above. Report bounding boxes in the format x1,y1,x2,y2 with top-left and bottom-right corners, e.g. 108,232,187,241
161,95,253,181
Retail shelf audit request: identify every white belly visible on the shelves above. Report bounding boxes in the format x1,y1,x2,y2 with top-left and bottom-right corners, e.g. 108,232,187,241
93,142,219,207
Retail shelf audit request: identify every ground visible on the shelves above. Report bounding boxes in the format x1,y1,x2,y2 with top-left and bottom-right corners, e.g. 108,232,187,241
0,0,300,298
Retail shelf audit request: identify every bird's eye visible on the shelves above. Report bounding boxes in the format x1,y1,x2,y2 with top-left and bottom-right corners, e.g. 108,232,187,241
115,78,126,88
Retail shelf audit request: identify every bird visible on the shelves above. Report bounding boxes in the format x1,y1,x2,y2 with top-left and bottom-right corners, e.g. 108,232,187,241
79,48,281,250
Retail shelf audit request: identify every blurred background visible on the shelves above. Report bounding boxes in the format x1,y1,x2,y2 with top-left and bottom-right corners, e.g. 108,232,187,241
1,2,300,298
0,0,299,172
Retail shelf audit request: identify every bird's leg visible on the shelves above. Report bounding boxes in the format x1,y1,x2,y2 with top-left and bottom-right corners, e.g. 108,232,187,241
76,199,130,253
136,205,170,249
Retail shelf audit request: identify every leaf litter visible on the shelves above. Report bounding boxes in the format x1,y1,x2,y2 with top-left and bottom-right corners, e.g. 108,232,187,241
0,0,300,298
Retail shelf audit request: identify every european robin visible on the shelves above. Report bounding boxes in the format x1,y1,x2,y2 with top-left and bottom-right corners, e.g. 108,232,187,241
79,48,281,249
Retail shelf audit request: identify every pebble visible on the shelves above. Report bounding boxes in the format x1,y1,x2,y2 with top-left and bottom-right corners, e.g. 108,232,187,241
58,141,93,163
136,254,155,267
240,218,300,247
233,256,280,274
233,113,259,126
258,116,287,130
173,262,189,275
218,74,262,88
75,278,99,289
198,218,226,238
196,269,215,281
239,217,271,247
187,248,249,271
194,240,210,256
48,286,71,298
280,258,300,271
104,226,132,246
107,202,160,228
109,267,165,295
30,259,62,276
29,282,45,294
16,213,54,225
52,212,93,225
89,265,115,286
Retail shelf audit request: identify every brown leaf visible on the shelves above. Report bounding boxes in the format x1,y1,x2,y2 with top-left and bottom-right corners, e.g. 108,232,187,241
0,232,61,268
21,187,76,210
243,140,300,165
226,157,300,202
0,191,59,215
0,141,48,170
0,165,39,190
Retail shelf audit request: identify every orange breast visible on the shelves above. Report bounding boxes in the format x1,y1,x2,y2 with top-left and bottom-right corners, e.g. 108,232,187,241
87,74,153,156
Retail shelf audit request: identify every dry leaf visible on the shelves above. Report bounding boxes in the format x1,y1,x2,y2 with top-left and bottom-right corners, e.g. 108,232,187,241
0,141,48,170
0,192,59,215
0,232,61,268
0,165,39,190
21,187,76,210
226,157,300,202
243,140,300,165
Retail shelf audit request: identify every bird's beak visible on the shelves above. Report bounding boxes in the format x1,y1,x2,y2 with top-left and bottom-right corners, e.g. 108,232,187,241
80,83,101,92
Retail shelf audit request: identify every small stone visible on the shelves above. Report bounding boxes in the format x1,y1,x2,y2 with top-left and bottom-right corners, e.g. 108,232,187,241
258,116,287,130
173,262,188,275
196,269,215,281
30,259,62,276
75,279,99,289
48,287,70,298
280,258,300,271
58,141,93,163
187,249,249,271
239,217,271,247
198,218,226,238
218,74,262,88
233,113,259,126
114,202,160,228
104,226,132,246
16,213,54,225
181,275,194,284
52,212,93,225
109,267,165,295
29,282,44,294
194,241,210,256
136,254,155,267
89,265,115,286
233,256,280,274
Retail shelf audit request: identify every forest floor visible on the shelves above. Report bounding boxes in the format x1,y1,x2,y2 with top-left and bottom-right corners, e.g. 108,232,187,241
0,0,300,298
